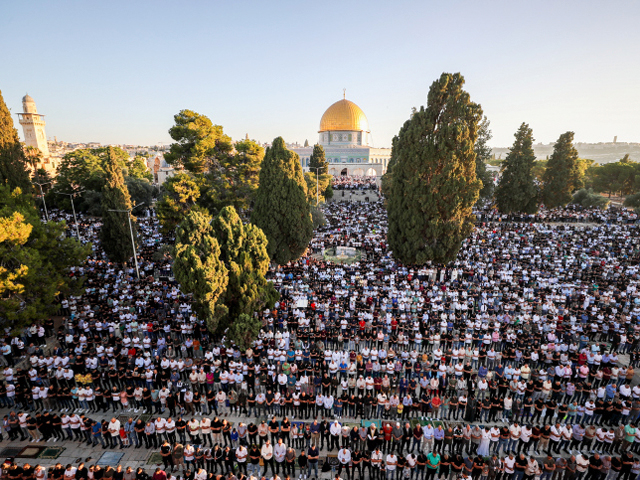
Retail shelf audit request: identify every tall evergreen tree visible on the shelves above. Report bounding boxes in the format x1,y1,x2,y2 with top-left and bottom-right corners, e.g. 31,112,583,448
156,172,201,235
0,90,31,191
475,116,495,201
251,137,313,265
495,123,539,214
174,209,229,333
542,131,582,208
386,72,482,265
309,144,328,175
100,147,136,263
212,206,278,334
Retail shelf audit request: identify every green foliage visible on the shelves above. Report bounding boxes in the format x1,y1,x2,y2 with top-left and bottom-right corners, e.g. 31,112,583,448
542,132,582,208
590,156,640,197
164,109,233,174
156,172,201,235
212,206,278,332
82,190,103,216
571,188,609,208
495,123,539,214
199,138,264,218
228,313,263,350
324,183,333,200
474,116,495,201
310,205,326,228
174,209,229,333
304,172,332,205
0,186,90,332
174,205,277,344
309,144,329,175
125,177,156,207
129,156,153,181
251,137,313,265
100,147,136,263
531,160,547,183
386,72,483,265
0,90,31,191
50,146,131,212
624,192,640,210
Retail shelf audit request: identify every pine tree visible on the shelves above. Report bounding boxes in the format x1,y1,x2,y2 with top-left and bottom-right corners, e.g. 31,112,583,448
386,72,483,265
156,172,200,235
0,90,31,191
309,144,328,175
251,137,313,265
100,147,135,263
174,209,229,333
495,123,539,214
542,132,582,208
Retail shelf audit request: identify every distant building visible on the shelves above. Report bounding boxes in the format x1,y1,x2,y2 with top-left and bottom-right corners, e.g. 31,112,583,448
292,94,391,179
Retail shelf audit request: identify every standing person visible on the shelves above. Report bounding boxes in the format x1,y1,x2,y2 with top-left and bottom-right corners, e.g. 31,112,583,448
161,441,174,472
425,450,440,480
262,439,275,477
386,451,399,480
108,417,123,449
307,443,320,479
338,446,352,480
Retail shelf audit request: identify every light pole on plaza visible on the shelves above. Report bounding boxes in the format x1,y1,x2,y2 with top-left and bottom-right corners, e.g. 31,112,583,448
32,180,51,222
56,188,84,241
108,202,145,280
308,167,322,206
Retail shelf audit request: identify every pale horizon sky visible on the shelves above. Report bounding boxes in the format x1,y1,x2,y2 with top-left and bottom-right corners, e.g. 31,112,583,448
2,1,639,149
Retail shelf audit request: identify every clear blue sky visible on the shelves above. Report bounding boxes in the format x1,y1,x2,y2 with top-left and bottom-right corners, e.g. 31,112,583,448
2,0,639,148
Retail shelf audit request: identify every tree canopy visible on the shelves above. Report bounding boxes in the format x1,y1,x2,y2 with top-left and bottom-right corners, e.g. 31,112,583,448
173,209,229,333
100,147,136,263
156,172,201,236
251,137,313,265
542,132,582,208
164,109,233,174
309,144,328,175
474,116,495,202
0,90,31,191
495,123,539,214
386,72,483,265
0,185,90,332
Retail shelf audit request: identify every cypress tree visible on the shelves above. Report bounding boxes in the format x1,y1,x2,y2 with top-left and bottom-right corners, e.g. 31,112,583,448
475,116,495,201
309,144,328,175
542,131,582,208
251,137,313,265
174,209,229,333
386,72,482,265
495,123,539,214
0,90,31,191
100,146,135,263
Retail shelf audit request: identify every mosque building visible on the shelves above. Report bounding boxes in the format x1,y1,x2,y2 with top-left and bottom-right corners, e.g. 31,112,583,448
292,94,391,178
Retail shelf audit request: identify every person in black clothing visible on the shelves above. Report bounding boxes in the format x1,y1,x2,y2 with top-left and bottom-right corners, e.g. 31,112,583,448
161,441,174,471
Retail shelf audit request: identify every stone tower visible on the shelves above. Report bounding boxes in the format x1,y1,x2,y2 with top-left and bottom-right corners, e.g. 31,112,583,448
18,94,50,157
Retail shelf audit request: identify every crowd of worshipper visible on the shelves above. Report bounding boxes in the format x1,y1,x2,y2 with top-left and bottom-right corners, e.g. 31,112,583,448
331,176,378,191
1,198,640,480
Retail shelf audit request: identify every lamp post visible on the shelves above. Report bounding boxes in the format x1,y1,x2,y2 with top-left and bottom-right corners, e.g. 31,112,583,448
108,202,145,280
56,189,85,240
308,167,322,206
32,180,51,222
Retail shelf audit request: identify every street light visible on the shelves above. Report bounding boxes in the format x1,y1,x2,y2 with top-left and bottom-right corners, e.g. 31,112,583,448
108,202,145,280
32,180,51,222
56,189,85,241
308,167,323,206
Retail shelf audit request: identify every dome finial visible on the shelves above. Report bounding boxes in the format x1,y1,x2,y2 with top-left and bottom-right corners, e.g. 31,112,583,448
343,88,346,99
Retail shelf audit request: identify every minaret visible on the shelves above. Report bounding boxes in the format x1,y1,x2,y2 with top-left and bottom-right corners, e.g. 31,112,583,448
18,94,50,157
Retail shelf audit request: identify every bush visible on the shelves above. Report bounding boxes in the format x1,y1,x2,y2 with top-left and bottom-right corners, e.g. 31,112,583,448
571,188,609,208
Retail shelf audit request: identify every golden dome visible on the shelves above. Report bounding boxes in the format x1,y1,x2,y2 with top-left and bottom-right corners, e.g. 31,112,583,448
319,99,369,132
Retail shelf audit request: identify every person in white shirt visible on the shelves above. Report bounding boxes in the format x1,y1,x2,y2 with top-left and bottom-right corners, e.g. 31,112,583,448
338,447,352,480
261,440,275,477
386,452,398,479
108,417,122,448
236,444,248,475
274,438,287,475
